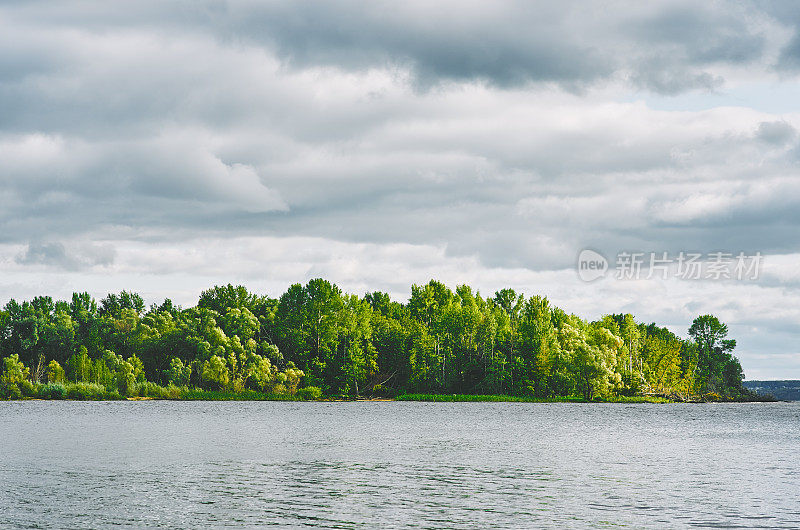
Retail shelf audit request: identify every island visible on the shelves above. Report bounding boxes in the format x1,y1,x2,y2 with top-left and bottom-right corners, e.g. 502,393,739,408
0,280,764,402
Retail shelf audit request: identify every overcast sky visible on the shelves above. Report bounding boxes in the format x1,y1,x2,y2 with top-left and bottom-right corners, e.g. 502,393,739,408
2,1,799,378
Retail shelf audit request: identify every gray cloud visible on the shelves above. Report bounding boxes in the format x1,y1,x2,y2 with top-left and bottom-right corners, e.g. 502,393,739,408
15,241,115,271
756,120,797,144
1,1,793,94
2,0,800,376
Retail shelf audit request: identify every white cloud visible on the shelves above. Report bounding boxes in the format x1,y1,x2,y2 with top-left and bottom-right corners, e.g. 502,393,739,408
2,0,800,378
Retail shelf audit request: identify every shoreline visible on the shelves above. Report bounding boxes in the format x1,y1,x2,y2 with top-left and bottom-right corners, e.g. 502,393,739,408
2,393,778,403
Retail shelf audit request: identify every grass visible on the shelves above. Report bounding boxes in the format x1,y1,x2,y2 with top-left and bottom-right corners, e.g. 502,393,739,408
397,393,582,402
134,381,183,399
61,382,123,401
178,388,302,401
2,383,673,403
396,393,673,403
602,395,672,403
1,381,324,401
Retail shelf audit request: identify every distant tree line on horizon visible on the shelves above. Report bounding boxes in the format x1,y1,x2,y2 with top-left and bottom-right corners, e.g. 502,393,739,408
0,280,753,401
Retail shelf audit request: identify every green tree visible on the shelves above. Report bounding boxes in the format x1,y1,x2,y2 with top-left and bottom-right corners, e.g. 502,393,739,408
688,315,741,396
47,360,66,383
66,347,92,383
1,354,30,399
517,296,558,396
99,291,145,318
165,357,192,386
2,354,30,385
202,355,230,390
198,284,257,314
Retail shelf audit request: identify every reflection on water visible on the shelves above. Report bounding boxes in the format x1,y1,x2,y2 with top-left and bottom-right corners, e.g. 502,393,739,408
1,401,798,529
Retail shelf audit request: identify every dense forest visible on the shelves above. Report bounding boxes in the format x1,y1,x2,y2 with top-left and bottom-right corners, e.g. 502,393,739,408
0,280,754,401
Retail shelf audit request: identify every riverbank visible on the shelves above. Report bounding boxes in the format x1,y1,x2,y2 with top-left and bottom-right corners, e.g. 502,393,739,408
0,389,677,403
2,381,314,401
396,393,673,403
2,381,774,403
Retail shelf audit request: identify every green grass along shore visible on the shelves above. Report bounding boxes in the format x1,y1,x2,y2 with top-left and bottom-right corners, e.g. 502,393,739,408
5,380,749,403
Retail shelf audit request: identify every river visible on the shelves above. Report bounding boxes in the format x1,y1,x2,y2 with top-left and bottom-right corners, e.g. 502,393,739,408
1,401,798,528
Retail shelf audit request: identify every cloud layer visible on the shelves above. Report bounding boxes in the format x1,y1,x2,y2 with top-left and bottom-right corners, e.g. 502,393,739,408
1,1,800,378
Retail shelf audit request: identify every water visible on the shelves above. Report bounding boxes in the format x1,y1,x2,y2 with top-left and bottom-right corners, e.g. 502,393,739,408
1,401,798,529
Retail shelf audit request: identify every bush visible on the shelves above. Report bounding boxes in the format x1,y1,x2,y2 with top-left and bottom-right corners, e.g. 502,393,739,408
19,379,36,397
38,383,67,400
134,381,182,399
282,363,304,394
66,382,110,400
371,384,397,398
1,383,23,400
179,388,300,401
297,386,323,400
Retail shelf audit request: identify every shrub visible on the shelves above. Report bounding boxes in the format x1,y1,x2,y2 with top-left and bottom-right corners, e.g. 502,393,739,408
134,381,163,398
66,382,109,400
2,384,23,400
282,362,304,394
19,380,36,397
297,386,323,400
134,381,181,399
38,383,67,400
371,384,397,398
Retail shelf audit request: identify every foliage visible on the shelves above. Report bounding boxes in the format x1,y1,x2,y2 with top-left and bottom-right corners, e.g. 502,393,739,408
2,354,30,385
164,357,191,386
201,355,230,390
134,381,182,399
397,393,585,402
689,315,745,398
38,383,67,399
47,360,66,383
0,281,754,401
0,354,32,399
65,382,122,400
178,388,300,401
297,386,323,400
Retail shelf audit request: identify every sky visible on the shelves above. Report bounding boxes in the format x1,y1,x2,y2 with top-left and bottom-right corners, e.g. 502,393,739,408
1,1,799,379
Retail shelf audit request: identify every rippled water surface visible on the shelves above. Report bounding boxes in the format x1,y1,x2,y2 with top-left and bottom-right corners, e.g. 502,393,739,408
1,401,798,529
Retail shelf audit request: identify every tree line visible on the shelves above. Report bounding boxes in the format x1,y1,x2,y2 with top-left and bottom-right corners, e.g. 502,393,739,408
0,280,752,400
